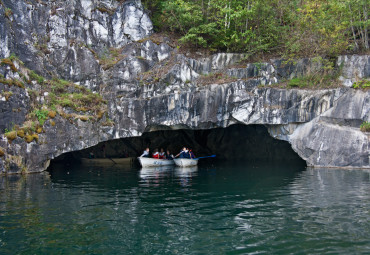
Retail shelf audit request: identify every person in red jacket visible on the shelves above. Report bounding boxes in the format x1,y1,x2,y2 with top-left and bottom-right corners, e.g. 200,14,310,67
159,148,165,159
152,148,159,159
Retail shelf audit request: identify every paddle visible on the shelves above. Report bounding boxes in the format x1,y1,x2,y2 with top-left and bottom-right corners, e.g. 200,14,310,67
195,155,216,160
108,157,117,164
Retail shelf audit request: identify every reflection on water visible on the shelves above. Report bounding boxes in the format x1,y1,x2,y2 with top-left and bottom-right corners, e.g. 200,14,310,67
174,166,198,178
139,166,198,188
139,166,174,179
0,163,369,254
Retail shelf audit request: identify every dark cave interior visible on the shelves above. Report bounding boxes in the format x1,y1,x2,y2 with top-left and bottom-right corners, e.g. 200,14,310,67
51,124,306,166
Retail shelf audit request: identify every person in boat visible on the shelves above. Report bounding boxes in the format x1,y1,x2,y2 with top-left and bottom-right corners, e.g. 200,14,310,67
165,149,174,160
176,147,190,158
140,147,150,157
152,148,160,159
189,149,196,159
159,148,165,159
89,151,95,159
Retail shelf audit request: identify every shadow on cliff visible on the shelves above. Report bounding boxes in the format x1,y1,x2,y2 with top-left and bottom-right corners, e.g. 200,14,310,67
49,124,306,168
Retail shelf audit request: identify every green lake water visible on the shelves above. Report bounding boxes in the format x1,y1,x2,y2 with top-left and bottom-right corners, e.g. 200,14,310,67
0,162,369,254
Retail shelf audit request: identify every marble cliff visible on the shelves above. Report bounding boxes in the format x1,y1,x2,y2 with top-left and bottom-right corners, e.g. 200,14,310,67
0,0,369,173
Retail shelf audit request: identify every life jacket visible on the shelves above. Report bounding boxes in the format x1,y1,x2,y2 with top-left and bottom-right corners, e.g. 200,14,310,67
159,152,165,159
152,152,159,159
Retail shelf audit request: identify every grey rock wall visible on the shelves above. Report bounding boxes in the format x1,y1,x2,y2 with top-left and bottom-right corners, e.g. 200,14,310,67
272,90,369,168
337,55,370,87
1,0,153,90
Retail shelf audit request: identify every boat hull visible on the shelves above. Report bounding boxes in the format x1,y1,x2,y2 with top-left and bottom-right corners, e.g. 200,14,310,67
138,157,174,167
173,158,199,167
80,157,134,165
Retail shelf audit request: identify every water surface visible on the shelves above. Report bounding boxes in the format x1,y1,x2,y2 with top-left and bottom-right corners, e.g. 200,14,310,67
0,162,369,254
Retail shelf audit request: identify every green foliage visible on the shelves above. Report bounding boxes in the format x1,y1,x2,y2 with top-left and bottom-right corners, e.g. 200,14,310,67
0,77,25,88
283,58,341,88
353,80,370,89
34,109,49,126
8,54,23,64
50,77,72,93
29,70,45,84
288,78,303,88
143,0,370,56
360,121,370,132
4,7,12,18
4,124,15,134
52,92,105,112
287,73,340,89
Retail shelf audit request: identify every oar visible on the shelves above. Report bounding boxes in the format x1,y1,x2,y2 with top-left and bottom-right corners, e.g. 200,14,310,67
108,157,117,164
195,155,216,160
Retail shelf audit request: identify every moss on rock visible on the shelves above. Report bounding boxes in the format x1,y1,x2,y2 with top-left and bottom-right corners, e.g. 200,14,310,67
25,135,34,143
48,110,56,118
5,131,17,142
32,134,39,142
79,115,90,122
1,58,18,72
17,129,25,138
97,110,105,120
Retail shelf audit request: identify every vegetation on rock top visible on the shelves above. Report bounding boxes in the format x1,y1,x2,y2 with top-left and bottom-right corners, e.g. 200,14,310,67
0,56,110,144
143,0,369,58
360,121,370,132
353,80,370,90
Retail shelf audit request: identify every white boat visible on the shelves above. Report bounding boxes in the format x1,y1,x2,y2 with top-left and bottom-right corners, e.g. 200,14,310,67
138,157,174,167
173,158,199,167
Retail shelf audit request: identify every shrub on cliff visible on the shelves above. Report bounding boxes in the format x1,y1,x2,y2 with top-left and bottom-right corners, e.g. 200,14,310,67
143,0,369,58
360,121,370,132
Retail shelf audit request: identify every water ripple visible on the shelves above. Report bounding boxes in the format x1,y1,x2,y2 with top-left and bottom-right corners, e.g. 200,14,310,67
0,165,369,254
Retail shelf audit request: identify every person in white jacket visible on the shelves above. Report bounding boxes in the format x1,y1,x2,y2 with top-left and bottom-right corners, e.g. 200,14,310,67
140,148,150,157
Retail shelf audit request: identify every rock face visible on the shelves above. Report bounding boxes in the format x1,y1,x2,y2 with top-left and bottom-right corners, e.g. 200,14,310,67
337,55,370,87
0,0,369,174
269,89,369,168
1,0,153,90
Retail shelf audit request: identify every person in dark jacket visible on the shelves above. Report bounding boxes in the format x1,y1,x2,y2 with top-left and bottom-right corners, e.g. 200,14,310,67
176,147,190,158
165,150,174,160
189,149,196,159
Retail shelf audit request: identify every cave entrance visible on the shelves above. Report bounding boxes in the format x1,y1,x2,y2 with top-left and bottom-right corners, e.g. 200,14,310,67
50,124,305,166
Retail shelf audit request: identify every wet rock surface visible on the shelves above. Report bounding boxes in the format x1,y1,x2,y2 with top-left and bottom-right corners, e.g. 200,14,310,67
0,0,369,173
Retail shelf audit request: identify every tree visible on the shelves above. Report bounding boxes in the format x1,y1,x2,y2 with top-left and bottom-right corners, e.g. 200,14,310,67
142,0,370,57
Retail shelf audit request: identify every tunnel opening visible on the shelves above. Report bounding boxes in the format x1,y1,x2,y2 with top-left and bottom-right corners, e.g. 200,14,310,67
49,124,306,168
